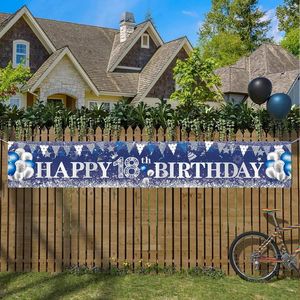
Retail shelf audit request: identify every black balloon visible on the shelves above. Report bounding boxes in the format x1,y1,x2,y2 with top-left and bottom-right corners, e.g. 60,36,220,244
267,93,292,120
248,77,272,105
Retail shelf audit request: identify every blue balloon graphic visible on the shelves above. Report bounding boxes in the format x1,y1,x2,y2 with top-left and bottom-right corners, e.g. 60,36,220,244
8,152,19,163
25,160,35,169
8,162,16,176
265,160,275,168
140,164,147,172
267,93,292,120
280,152,291,163
284,162,291,176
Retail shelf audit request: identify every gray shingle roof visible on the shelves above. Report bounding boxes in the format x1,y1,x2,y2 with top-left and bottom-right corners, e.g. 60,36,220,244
216,43,300,95
0,11,188,97
0,12,14,31
35,17,140,94
133,37,186,103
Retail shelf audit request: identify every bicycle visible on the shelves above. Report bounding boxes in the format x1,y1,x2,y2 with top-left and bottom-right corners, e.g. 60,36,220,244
229,208,300,281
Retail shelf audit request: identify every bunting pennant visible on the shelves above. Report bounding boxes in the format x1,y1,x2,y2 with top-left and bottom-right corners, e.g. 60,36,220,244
7,141,292,188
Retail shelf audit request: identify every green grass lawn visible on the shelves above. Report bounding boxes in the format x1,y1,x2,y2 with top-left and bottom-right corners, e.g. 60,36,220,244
0,272,298,300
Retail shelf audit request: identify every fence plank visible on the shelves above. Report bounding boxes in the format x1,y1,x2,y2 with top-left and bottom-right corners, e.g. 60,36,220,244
95,127,103,268
0,140,8,271
71,129,79,267
47,128,55,273
125,128,134,267
102,131,110,268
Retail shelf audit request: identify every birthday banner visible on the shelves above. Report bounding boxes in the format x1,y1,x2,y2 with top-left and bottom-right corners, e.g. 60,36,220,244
7,141,292,188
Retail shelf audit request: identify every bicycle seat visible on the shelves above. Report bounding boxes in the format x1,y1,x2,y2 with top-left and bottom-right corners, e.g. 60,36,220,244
262,208,280,214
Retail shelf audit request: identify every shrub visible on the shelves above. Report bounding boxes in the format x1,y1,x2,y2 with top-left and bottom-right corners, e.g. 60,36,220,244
0,100,299,136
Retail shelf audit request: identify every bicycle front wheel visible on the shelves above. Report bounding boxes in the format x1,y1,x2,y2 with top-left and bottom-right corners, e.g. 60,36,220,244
229,231,281,281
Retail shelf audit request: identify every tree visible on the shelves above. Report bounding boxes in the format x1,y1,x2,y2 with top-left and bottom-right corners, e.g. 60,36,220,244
198,0,272,67
0,62,30,101
276,0,299,33
201,32,248,67
199,0,232,43
230,0,272,52
171,48,223,107
281,27,300,57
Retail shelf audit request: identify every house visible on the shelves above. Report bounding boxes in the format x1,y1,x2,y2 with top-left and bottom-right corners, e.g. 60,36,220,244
216,43,300,106
0,6,192,110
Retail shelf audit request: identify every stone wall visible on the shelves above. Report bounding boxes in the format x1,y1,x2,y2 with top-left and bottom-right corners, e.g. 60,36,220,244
0,17,49,73
39,55,88,107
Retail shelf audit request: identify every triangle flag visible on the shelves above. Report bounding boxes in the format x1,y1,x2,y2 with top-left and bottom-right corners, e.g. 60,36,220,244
205,141,213,151
74,145,83,156
217,142,226,153
229,144,236,154
52,145,60,156
240,145,248,156
158,143,166,155
40,145,49,156
168,143,177,155
263,145,271,153
86,143,94,153
126,142,135,153
136,143,145,155
252,145,260,156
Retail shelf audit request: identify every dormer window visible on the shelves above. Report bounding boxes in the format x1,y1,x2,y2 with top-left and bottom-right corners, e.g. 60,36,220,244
13,40,29,67
141,33,150,48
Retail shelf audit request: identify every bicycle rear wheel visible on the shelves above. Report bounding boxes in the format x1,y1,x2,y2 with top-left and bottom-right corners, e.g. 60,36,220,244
229,231,281,281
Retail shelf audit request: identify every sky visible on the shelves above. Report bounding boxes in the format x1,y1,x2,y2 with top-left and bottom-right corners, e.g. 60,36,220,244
0,0,284,45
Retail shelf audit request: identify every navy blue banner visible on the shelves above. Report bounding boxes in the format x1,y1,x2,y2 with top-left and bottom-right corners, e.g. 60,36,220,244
8,141,291,188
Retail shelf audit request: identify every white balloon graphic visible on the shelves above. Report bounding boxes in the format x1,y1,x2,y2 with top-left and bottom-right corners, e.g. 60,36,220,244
274,160,284,173
24,167,34,179
14,171,24,181
15,148,25,157
266,167,276,179
21,152,33,161
15,160,26,173
267,152,278,161
276,172,286,181
265,149,290,182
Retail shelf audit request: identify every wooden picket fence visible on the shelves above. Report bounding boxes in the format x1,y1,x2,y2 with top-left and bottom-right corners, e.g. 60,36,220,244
0,127,299,274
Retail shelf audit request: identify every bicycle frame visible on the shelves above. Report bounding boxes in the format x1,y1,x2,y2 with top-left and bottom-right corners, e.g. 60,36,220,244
255,212,300,264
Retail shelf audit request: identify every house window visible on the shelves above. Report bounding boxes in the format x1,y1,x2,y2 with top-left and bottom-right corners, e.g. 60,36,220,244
13,40,30,67
89,101,113,111
141,33,150,48
9,96,22,108
47,98,63,105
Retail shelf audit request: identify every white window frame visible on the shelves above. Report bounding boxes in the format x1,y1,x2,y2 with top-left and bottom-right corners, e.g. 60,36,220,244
141,33,150,49
89,101,114,111
13,40,30,67
8,94,22,108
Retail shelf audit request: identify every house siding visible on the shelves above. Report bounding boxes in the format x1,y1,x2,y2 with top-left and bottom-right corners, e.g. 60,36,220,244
119,31,158,69
146,48,188,99
0,17,49,72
